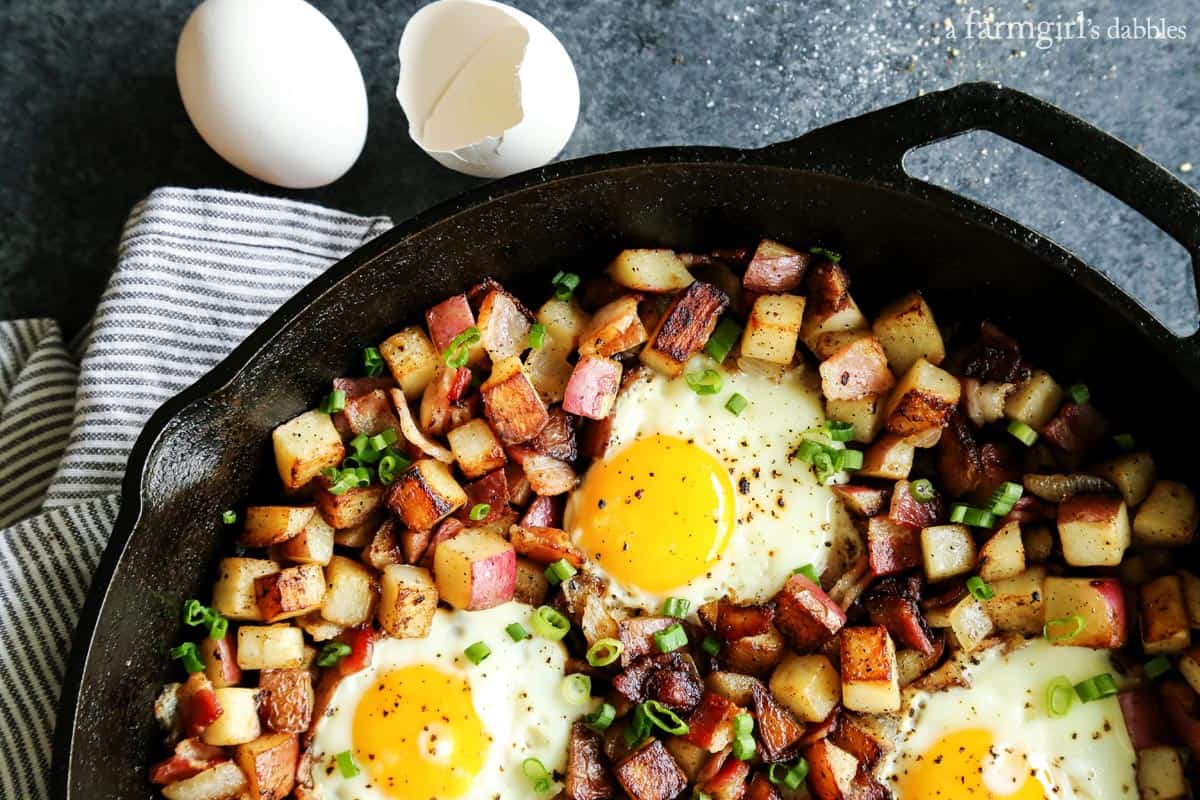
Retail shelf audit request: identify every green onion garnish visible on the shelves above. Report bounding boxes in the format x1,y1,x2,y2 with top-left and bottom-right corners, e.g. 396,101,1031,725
641,700,690,735
221,509,237,525
377,451,411,486
989,481,1024,516
464,641,491,665
561,673,592,705
552,271,581,301
324,465,372,496
586,638,624,667
1068,383,1090,405
769,759,809,790
701,635,722,656
795,438,857,483
1074,673,1118,703
966,576,995,601
531,606,570,641
792,564,820,584
362,347,384,377
208,615,228,640
731,713,756,760
825,420,854,441
506,622,530,642
840,449,863,471
182,599,207,627
522,757,552,794
316,642,352,668
733,712,753,737
625,705,651,747
1044,614,1086,642
653,623,688,653
443,326,481,369
685,368,723,395
1114,433,1136,451
949,503,996,528
336,750,359,778
809,246,842,263
528,323,547,350
704,317,744,363
586,702,616,732
1007,419,1039,446
544,558,577,586
1046,676,1074,718
725,393,748,416
795,439,826,463
170,642,205,674
1145,656,1172,680
181,600,227,640
318,389,346,414
662,597,690,618
468,503,491,521
910,479,936,502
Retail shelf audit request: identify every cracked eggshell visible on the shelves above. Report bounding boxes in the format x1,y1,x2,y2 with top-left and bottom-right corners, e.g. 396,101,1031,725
176,0,368,189
397,0,580,179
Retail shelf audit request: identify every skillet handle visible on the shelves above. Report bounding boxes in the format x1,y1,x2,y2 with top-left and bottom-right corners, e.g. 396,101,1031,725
756,81,1200,310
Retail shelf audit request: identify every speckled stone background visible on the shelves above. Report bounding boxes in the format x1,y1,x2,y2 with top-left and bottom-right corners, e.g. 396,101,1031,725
2,0,1197,336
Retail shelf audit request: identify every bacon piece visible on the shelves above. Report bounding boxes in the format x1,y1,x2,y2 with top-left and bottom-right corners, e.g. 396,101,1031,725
148,737,228,785
888,480,941,530
519,495,563,528
936,411,982,497
566,722,617,800
420,366,472,436
975,441,1021,502
614,739,688,800
618,616,678,666
774,574,847,651
337,626,375,676
743,240,812,294
1118,687,1173,750
179,672,222,738
716,600,775,640
332,376,397,398
515,453,577,496
508,406,578,463
832,484,891,518
807,262,853,313
685,691,742,753
798,707,840,748
863,594,936,655
961,321,1029,383
646,665,705,712
818,337,895,401
580,295,648,357
510,524,585,567
425,293,477,353
999,494,1055,525
865,516,921,577
828,717,882,770
752,683,806,763
478,287,533,361
400,527,432,565
612,653,697,705
640,281,730,377
1041,402,1109,457
564,355,623,420
455,468,509,523
697,752,750,800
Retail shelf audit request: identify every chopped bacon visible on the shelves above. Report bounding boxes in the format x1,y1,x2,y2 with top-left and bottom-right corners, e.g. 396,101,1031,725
999,494,1055,525
566,722,617,800
332,376,396,398
864,594,936,655
478,287,533,361
646,665,705,712
818,337,895,401
697,752,750,800
1159,680,1200,760
337,626,375,676
519,495,563,528
743,243,812,294
425,293,477,353
341,387,402,438
773,574,847,651
936,411,982,497
509,406,578,462
888,480,942,530
179,672,222,738
832,484,891,518
518,453,578,496
1118,687,1173,750
455,469,509,523
961,321,1029,383
807,262,853,313
685,691,742,753
798,706,840,748
510,524,585,567
865,516,922,577
1041,402,1109,457
975,441,1021,502
617,616,678,666
715,600,775,641
751,682,806,762
614,739,689,800
564,355,623,420
148,738,227,785
420,366,472,437
401,527,432,564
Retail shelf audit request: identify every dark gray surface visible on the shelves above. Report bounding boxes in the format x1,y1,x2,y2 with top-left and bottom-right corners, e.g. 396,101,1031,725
2,0,1197,336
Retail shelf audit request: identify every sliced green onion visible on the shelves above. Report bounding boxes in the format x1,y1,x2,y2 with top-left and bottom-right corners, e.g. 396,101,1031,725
561,673,592,705
812,449,837,483
733,712,753,737
221,509,237,525
522,757,553,794
586,702,616,732
989,481,1024,516
625,704,652,747
531,606,570,641
207,614,228,640
464,641,491,665
1075,673,1118,703
528,323,548,350
544,558,577,586
1044,614,1086,642
552,271,581,301
506,622,530,642
662,597,691,618
966,576,995,601
325,465,372,496
1068,383,1091,404
362,346,384,377
685,368,723,396
586,638,624,667
182,599,207,627
1046,676,1074,718
642,700,689,735
377,450,411,485
368,429,398,452
910,479,936,502
725,393,748,416
794,438,826,463
318,389,346,414
702,635,722,656
769,758,809,790
840,449,864,472
732,734,756,760
792,564,820,584
825,420,855,441
949,503,996,528
1114,433,1136,451
316,642,352,668
336,750,360,778
704,317,744,363
809,246,842,263
1145,656,1172,680
469,503,492,521
1007,419,1039,446
170,642,205,674
443,326,481,368
653,623,688,653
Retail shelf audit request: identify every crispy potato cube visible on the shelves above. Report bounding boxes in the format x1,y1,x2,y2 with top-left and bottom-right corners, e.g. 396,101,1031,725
447,419,507,479
949,595,995,652
320,555,377,627
1137,746,1187,800
1134,481,1199,547
769,653,840,722
723,629,786,677
978,521,1026,581
743,239,811,293
839,626,900,713
1093,451,1156,507
386,458,468,531
271,513,334,566
480,356,550,444
872,291,946,376
380,326,439,400
514,556,550,606
1058,494,1130,567
332,515,381,548
272,411,344,491
921,524,977,582
258,669,314,735
362,521,405,571
234,733,298,800
200,635,241,689
983,566,1046,634
800,301,869,357
608,248,693,293
640,281,729,376
1179,570,1200,628
819,336,894,401
804,739,858,800
741,294,805,365
825,396,885,443
477,288,532,362
536,297,590,350
315,484,384,530
297,610,343,642
240,506,315,548
858,434,915,480
161,761,248,800
200,687,261,747
884,358,961,438
613,738,688,800
434,528,517,610
579,295,648,357
255,564,325,622
705,671,763,707
1003,370,1063,428
663,735,709,782
1141,575,1191,655
1043,576,1126,648
237,625,305,670
897,638,946,687
212,558,281,622
378,564,438,638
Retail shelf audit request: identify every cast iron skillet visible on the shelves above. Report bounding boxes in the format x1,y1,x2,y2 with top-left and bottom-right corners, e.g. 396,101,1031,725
53,82,1200,798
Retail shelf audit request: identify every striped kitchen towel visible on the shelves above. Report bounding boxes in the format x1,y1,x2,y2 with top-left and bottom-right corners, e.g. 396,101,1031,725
0,187,392,799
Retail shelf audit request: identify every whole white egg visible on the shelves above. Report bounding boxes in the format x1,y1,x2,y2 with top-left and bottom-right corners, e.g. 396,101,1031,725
176,0,368,188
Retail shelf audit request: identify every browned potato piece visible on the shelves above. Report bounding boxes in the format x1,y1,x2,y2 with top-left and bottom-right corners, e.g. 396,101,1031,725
872,291,946,376
296,610,343,642
480,356,550,445
272,411,344,491
1058,494,1130,567
321,555,377,627
1042,576,1126,648
255,564,325,622
258,669,314,735
212,558,281,622
161,761,248,800
1179,570,1200,628
978,521,1026,581
579,295,648,357
639,281,729,377
858,434,914,480
884,358,961,438
272,513,334,566
825,396,885,443
380,326,439,400
1141,574,1191,655
315,484,384,530
948,595,995,652
1003,370,1063,428
1022,525,1055,564
536,297,590,350
1093,451,1156,507
386,458,468,531
514,556,550,606
921,524,977,582
234,733,298,800
840,626,900,713
200,687,262,747
608,248,693,292
1137,746,1187,800
769,653,840,722
446,418,507,479
332,515,381,549
705,671,763,706
741,294,805,365
378,564,438,638
1134,481,1199,547
1179,646,1200,694
240,506,315,548
237,626,305,671
434,529,517,610
800,301,869,357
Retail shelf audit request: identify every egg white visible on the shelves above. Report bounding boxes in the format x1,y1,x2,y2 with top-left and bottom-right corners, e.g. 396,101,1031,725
309,603,584,800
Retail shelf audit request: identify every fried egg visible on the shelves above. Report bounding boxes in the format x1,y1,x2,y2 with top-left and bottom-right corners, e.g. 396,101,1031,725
565,356,860,611
879,638,1137,799
309,603,584,800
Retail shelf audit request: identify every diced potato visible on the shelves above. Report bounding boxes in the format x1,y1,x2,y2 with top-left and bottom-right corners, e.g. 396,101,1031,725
536,297,590,350
983,566,1046,634
514,556,550,606
477,288,532,362
258,668,314,735
949,595,995,652
819,336,894,401
921,524,977,582
480,356,550,444
813,329,870,362
769,653,840,722
872,291,945,376
332,515,380,549
663,735,709,782
200,635,241,689
800,300,869,357
255,564,325,622
1003,370,1063,428
639,281,728,377
723,629,786,677
978,521,1026,581
607,248,693,293
897,641,945,687
321,555,377,627
1093,452,1156,508
524,341,573,405
237,625,306,670
704,671,763,706
212,558,281,622
297,610,343,642
380,326,439,400
804,740,859,800
161,761,248,800
272,410,344,491
362,521,405,572
579,295,648,357
884,359,961,438
1141,575,1191,655
271,512,334,566
825,396,885,443
1179,570,1200,628
839,626,900,713
447,418,507,479
858,434,915,480
1179,646,1200,695
434,528,517,610
1137,746,1187,800
234,733,298,800
200,687,261,747
378,564,438,638
315,484,384,530
741,294,805,365
1133,481,1198,547
240,506,315,548
1058,494,1130,567
1043,576,1126,648
1022,525,1055,563
386,458,469,531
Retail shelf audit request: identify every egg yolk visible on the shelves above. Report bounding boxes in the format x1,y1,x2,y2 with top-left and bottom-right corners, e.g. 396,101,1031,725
896,729,1044,799
352,664,485,799
574,434,735,594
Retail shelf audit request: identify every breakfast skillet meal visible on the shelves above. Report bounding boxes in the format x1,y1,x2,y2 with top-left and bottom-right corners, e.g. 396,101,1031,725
147,240,1199,800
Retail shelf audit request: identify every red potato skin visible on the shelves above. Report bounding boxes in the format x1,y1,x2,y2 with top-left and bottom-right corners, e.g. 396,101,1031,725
340,388,402,438
454,469,509,524
1090,578,1129,648
803,740,849,800
565,722,617,800
774,574,847,651
425,293,476,352
1118,687,1173,750
401,527,433,565
743,250,812,294
819,337,895,402
888,480,941,530
465,546,517,610
864,594,936,655
564,355,623,420
519,495,563,528
149,738,227,785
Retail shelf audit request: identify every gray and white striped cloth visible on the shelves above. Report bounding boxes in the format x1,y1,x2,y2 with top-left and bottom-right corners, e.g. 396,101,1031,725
0,187,392,799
